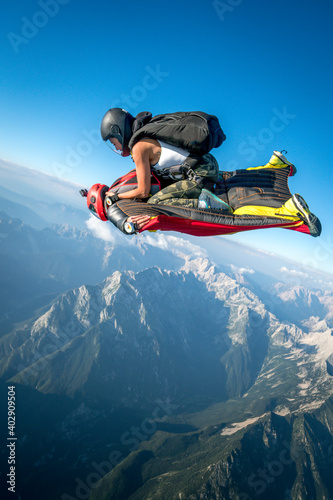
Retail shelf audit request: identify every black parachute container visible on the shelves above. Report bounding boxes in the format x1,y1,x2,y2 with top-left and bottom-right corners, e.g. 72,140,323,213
129,111,226,155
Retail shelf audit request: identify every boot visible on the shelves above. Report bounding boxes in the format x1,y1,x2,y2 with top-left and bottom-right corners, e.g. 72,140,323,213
269,150,297,176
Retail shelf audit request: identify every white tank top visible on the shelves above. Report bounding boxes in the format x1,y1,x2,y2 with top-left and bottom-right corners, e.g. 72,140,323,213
151,140,189,171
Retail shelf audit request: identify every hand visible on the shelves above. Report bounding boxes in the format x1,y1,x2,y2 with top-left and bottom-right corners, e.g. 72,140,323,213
105,191,120,207
128,215,151,230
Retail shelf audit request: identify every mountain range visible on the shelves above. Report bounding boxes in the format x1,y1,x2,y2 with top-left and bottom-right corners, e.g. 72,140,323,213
0,225,333,499
1,150,333,500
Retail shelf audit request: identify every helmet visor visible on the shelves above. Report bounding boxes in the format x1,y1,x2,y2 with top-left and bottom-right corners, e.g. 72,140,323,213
106,141,123,155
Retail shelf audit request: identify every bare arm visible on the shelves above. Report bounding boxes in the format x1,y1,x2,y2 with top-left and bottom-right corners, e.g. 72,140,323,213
106,141,152,200
105,139,160,232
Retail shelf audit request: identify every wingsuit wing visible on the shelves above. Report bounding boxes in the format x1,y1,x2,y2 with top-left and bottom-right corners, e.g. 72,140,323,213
106,198,309,237
105,162,314,237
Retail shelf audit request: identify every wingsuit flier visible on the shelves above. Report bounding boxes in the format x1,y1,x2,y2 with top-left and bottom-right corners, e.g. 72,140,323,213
82,108,321,237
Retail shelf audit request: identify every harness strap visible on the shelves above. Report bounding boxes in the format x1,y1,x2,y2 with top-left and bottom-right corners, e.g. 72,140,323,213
152,156,214,190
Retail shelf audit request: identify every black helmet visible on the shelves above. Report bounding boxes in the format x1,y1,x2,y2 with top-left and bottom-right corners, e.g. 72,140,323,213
100,108,135,157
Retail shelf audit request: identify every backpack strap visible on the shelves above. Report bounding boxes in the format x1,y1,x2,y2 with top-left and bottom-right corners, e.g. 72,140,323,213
182,156,215,190
152,156,214,190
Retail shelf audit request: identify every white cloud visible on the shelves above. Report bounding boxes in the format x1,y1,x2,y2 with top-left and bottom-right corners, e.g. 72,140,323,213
141,233,207,259
231,264,255,275
280,267,309,278
84,219,208,259
257,248,276,257
85,215,120,244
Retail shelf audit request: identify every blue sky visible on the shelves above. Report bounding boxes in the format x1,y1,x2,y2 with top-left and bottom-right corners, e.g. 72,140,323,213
1,0,333,273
